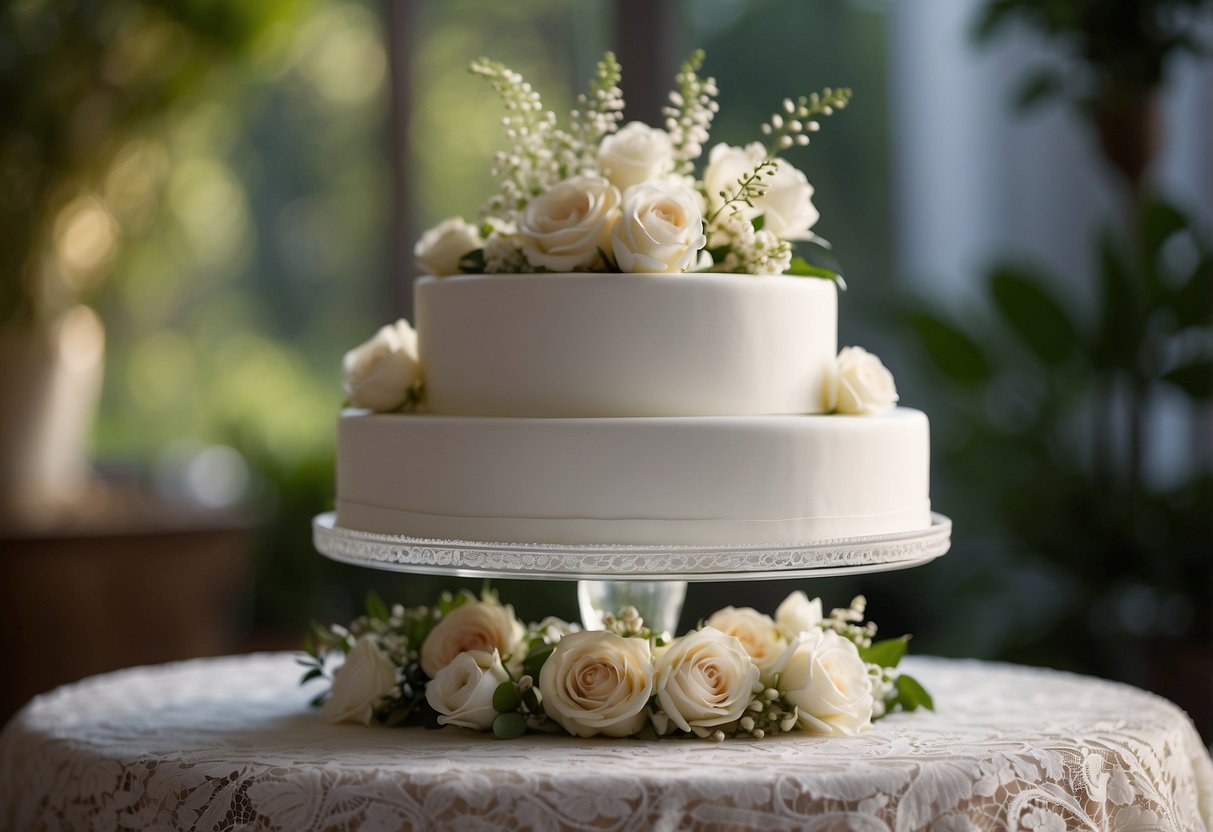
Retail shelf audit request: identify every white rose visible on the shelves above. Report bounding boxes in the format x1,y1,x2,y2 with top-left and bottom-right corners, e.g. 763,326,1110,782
420,599,526,679
759,158,819,240
653,627,760,734
342,319,421,412
704,606,788,681
703,142,765,220
824,346,899,415
776,628,874,736
597,121,675,193
323,635,398,725
414,217,483,276
425,649,509,730
611,181,706,273
703,143,820,240
775,591,823,640
518,175,621,271
539,630,653,737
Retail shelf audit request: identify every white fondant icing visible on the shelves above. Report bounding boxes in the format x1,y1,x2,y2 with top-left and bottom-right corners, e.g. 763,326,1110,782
336,409,931,545
416,273,837,417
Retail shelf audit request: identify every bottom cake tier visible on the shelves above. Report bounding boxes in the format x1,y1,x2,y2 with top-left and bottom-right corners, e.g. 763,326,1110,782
335,408,931,546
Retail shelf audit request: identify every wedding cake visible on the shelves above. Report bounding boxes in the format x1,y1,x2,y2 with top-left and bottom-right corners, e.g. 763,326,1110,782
332,52,930,547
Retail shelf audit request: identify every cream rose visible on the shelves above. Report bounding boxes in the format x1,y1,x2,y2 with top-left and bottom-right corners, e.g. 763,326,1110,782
775,591,823,640
419,600,525,679
539,630,653,738
824,346,899,415
341,319,420,412
597,121,675,193
414,217,483,276
610,181,706,273
703,142,764,218
777,628,874,736
653,627,760,733
704,606,788,681
425,649,509,730
702,143,819,239
759,158,819,240
518,175,621,271
323,635,398,725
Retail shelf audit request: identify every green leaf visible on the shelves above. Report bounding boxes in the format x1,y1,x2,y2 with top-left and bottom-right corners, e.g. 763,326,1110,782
366,590,389,622
492,711,527,739
493,681,521,713
520,686,540,713
1173,257,1212,329
522,645,554,681
751,214,765,232
989,267,1079,364
1014,70,1064,112
299,666,324,684
458,248,487,274
859,635,910,668
1141,200,1187,263
786,256,844,288
1095,231,1140,367
1162,358,1213,399
908,311,992,386
895,674,934,711
309,692,327,709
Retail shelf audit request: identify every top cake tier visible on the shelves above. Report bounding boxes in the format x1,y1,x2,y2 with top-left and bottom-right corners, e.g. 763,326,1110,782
416,273,838,418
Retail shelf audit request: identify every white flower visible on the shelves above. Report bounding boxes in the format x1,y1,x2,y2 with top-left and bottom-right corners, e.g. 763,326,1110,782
759,158,819,240
610,181,706,273
341,320,420,412
597,121,675,193
776,628,874,736
703,142,765,220
775,591,823,640
704,606,788,681
420,599,526,679
323,635,398,725
653,627,760,733
518,175,621,271
414,217,483,276
538,630,653,737
824,346,899,415
702,142,819,240
425,649,509,730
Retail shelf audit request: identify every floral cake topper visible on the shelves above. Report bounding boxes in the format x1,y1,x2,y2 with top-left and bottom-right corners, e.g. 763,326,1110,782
413,51,851,280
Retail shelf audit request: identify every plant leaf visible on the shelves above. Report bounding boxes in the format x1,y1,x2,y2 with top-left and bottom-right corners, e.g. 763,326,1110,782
859,635,910,668
366,590,389,622
458,248,487,274
1015,70,1064,112
493,681,521,713
522,646,554,680
299,666,324,684
908,311,992,386
1162,358,1213,399
990,267,1078,364
895,674,934,711
492,712,527,739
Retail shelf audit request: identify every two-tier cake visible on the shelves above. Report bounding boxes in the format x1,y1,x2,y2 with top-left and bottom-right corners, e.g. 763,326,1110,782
331,50,930,547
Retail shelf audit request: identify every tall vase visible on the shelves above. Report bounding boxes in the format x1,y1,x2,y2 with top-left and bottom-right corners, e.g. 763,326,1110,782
0,305,105,528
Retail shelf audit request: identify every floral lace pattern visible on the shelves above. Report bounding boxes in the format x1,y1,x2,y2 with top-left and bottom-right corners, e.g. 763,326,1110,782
2,654,1209,831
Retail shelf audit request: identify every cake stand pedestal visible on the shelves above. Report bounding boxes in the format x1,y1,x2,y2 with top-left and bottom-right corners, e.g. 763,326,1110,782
313,512,951,634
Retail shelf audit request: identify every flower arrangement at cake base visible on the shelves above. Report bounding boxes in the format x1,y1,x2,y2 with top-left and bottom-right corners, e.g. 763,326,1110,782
300,590,933,741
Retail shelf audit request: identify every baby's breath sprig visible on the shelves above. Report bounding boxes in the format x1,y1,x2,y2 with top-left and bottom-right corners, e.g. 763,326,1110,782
760,87,853,157
663,49,720,176
706,160,777,227
825,594,877,648
570,51,624,169
470,58,572,219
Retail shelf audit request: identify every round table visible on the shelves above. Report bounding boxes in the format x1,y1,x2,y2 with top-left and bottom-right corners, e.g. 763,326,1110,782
2,654,1210,831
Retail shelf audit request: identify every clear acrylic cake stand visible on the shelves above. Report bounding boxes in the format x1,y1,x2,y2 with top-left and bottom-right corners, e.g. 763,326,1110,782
313,512,951,636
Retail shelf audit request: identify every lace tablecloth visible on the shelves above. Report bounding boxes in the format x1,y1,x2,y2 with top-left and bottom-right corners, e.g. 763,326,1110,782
2,654,1210,831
